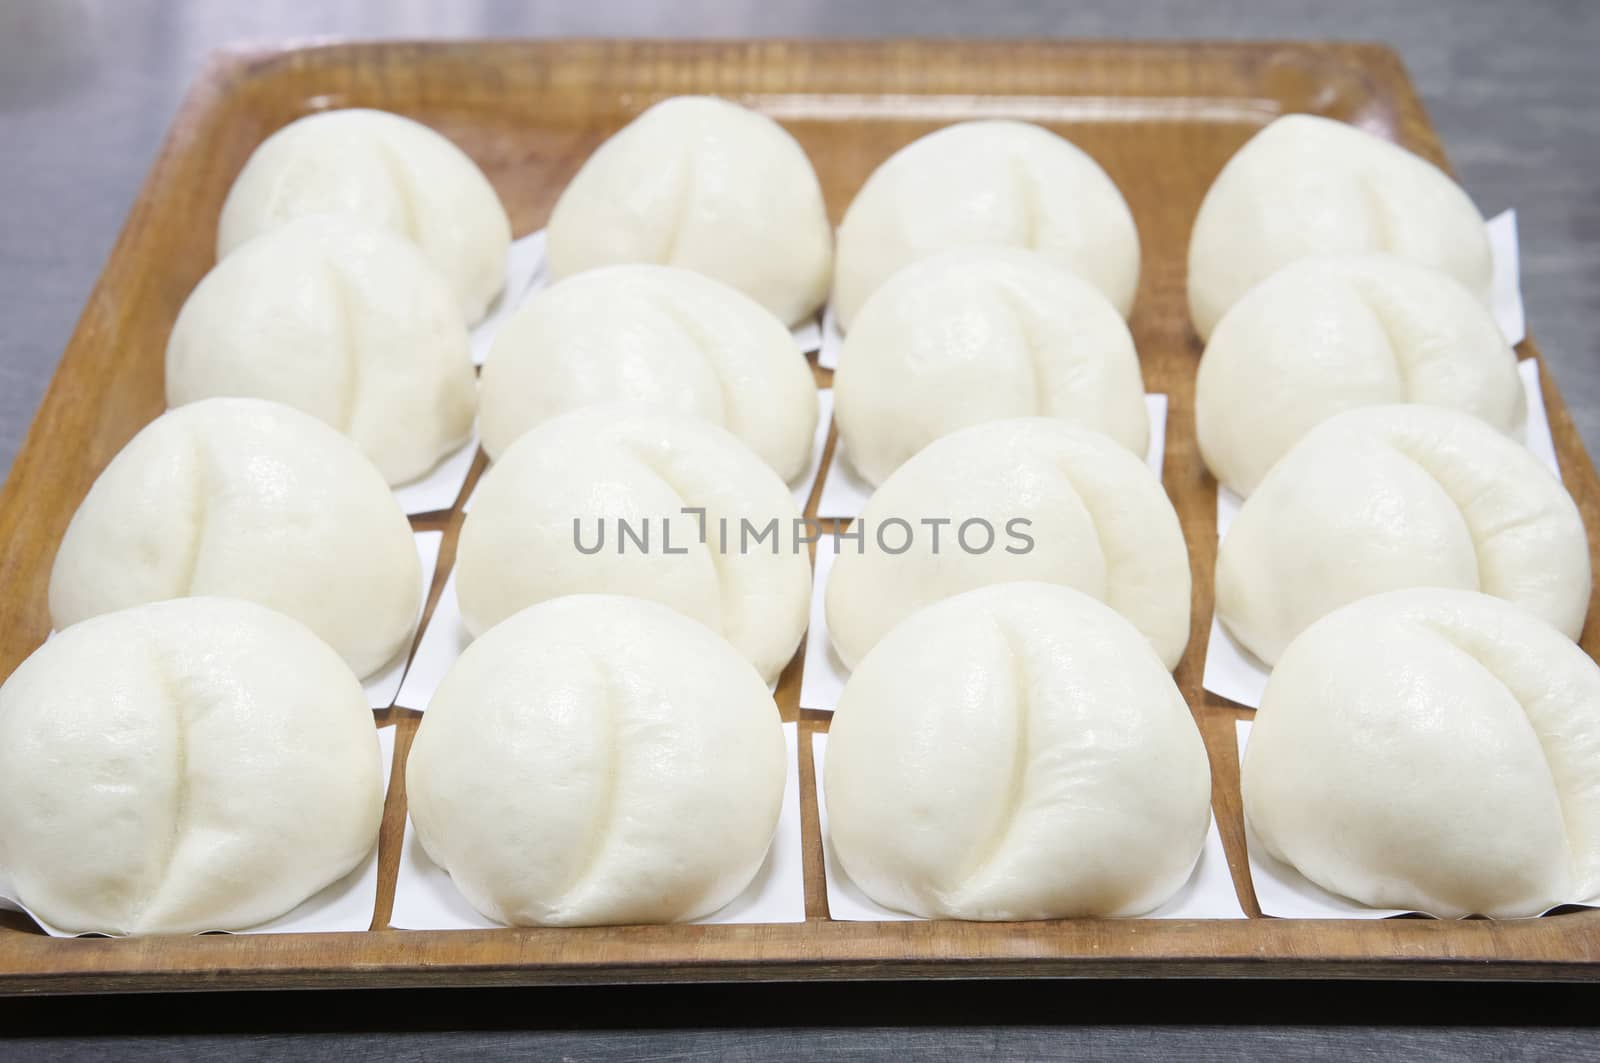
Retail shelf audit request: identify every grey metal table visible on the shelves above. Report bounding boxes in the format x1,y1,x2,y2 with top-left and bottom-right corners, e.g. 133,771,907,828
2,0,1599,1057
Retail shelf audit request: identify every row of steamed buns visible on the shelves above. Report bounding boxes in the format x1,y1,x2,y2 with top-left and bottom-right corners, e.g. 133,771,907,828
165,96,1517,499
2,97,1594,934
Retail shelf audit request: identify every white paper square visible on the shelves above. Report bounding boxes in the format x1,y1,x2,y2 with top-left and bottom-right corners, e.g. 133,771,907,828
1519,357,1560,479
0,726,396,937
793,389,833,510
1145,393,1170,481
393,569,469,712
1203,360,1561,710
1199,617,1272,712
812,733,1243,921
798,535,849,713
1215,484,1243,541
816,302,843,370
816,394,1169,520
391,435,480,517
389,721,807,929
470,230,550,366
1487,208,1526,348
791,314,822,353
364,531,444,711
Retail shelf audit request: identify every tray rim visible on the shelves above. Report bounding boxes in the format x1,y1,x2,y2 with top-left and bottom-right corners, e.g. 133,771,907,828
3,36,1600,995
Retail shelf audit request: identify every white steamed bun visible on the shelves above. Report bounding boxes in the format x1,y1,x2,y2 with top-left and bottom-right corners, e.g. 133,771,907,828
1216,404,1589,666
832,248,1148,486
406,594,786,926
832,120,1139,330
455,406,810,684
479,264,818,479
1243,588,1600,918
168,214,477,485
546,96,832,326
826,582,1211,920
0,597,383,935
825,419,1190,671
1196,254,1523,497
1188,114,1493,341
218,108,511,323
49,398,422,678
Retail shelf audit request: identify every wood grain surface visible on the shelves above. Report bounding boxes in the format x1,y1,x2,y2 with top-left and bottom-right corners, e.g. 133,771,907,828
1,38,1598,995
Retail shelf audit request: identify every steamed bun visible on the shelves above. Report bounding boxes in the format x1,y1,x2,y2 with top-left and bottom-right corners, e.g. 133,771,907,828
456,406,810,684
49,398,422,678
826,582,1211,920
1243,588,1600,918
825,419,1190,671
546,96,832,326
0,597,383,935
1188,114,1493,340
832,120,1139,330
832,248,1148,486
479,264,818,479
1215,404,1589,666
218,108,511,323
168,214,477,485
1197,254,1523,497
406,594,785,926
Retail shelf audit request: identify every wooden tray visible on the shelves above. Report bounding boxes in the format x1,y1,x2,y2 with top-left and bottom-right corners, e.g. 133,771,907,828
3,38,1599,994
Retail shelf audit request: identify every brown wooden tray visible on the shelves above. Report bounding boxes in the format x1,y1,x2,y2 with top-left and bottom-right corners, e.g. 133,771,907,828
2,38,1599,995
